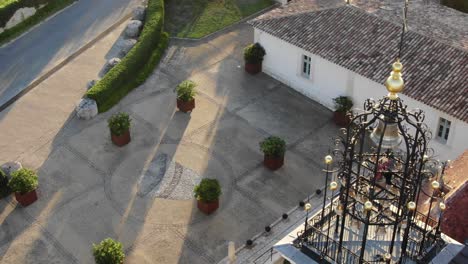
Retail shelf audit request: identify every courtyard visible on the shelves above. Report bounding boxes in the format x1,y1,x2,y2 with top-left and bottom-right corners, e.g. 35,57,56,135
0,23,339,263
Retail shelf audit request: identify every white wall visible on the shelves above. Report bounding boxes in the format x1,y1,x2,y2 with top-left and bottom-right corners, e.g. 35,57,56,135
254,28,468,160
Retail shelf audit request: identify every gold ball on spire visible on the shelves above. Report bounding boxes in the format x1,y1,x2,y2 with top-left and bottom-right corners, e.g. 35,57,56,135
386,60,404,100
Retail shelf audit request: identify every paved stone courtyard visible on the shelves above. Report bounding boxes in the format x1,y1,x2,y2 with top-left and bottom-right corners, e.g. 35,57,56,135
0,23,339,263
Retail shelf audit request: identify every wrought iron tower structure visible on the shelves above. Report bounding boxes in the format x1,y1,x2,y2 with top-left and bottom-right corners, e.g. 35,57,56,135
295,60,448,264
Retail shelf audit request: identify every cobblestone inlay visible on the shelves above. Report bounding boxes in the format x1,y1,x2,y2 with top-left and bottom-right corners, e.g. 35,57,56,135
137,153,202,200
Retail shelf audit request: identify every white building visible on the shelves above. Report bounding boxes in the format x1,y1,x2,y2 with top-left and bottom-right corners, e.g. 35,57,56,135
250,0,468,161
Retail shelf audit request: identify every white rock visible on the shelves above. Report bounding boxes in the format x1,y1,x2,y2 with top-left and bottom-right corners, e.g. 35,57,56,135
1,161,23,177
124,20,143,39
102,58,121,74
132,6,146,21
76,98,98,120
118,39,137,57
5,7,37,30
87,79,99,90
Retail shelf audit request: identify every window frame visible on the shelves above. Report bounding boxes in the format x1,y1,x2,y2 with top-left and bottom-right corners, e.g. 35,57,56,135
301,54,312,79
436,117,451,144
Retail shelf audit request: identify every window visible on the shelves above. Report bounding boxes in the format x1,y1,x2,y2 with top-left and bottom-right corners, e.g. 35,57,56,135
437,117,451,143
302,55,311,78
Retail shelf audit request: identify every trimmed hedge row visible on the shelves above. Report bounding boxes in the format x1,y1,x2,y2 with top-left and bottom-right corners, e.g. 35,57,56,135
86,0,167,113
0,0,50,27
442,0,468,13
0,0,74,45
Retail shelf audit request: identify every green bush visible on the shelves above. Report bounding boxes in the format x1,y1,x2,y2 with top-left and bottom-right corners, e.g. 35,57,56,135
260,136,286,157
442,0,468,13
176,80,197,102
92,238,125,264
8,168,38,194
333,96,353,113
86,0,167,113
0,168,11,198
194,178,222,202
244,43,266,64
0,0,76,45
0,168,8,188
108,112,131,136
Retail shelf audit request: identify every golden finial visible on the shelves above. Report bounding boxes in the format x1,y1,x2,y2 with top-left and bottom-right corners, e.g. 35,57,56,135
385,60,404,100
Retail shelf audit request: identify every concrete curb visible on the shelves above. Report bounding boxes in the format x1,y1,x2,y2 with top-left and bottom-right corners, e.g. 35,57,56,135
0,12,132,113
169,3,280,42
0,0,79,49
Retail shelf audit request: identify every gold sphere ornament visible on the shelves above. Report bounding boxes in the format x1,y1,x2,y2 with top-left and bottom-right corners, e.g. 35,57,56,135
407,201,416,211
386,60,404,100
384,253,392,260
330,181,338,191
364,201,373,211
305,203,312,211
324,155,333,164
439,202,446,211
431,181,440,190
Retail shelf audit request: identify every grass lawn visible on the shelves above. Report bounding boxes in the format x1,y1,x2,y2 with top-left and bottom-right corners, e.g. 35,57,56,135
165,0,274,38
0,0,18,9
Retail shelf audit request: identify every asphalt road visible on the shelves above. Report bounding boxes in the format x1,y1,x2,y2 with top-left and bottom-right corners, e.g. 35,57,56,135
0,0,140,107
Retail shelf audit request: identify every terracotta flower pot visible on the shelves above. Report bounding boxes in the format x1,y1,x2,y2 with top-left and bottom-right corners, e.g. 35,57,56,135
111,129,131,147
245,62,262,74
177,98,195,113
197,199,219,214
15,189,38,206
264,155,284,170
333,111,350,127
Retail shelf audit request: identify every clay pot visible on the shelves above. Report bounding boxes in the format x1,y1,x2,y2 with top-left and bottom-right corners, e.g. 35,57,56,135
197,199,219,214
333,111,350,127
111,129,131,147
245,63,262,74
264,155,284,170
15,189,38,206
177,99,195,113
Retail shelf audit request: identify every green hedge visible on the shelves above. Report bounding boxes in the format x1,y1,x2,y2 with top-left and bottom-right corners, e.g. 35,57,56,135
86,0,168,112
0,0,50,27
0,0,75,45
442,0,468,13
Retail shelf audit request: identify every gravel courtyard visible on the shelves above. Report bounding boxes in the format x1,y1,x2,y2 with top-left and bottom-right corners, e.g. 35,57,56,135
0,23,339,263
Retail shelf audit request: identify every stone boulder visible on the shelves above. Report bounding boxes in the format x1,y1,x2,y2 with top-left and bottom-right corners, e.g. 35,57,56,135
118,39,137,57
86,79,99,90
5,7,37,29
132,6,146,21
124,20,143,39
1,161,23,177
76,98,98,120
102,58,121,75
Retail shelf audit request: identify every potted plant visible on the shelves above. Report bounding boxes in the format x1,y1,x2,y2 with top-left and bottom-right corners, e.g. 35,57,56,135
260,136,286,170
92,238,125,264
194,178,222,214
8,168,38,206
176,80,197,113
244,43,266,74
332,96,353,127
108,112,131,147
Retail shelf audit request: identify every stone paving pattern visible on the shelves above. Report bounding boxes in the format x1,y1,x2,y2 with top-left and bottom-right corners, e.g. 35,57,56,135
0,23,339,263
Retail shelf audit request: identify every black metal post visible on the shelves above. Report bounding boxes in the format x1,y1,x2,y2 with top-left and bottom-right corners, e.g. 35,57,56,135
321,162,330,221
419,190,436,255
